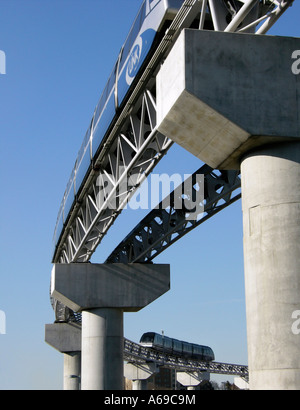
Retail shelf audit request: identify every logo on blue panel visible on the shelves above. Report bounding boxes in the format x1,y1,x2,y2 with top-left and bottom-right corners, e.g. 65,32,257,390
128,44,141,79
126,29,156,86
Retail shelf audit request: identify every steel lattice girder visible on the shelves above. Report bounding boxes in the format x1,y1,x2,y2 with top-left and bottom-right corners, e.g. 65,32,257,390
50,0,294,376
54,89,173,264
124,338,248,380
106,165,241,263
52,165,241,322
52,0,293,264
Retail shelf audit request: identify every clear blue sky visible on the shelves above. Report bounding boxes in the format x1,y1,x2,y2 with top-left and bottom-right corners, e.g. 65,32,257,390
0,0,299,390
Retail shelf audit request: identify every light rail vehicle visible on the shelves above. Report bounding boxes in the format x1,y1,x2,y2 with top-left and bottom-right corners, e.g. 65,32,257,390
140,332,215,361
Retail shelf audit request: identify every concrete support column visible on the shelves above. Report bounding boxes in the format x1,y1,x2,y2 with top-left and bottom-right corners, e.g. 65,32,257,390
45,323,82,390
64,351,81,390
176,371,210,390
241,142,300,390
132,380,148,390
81,308,124,390
124,362,159,390
51,263,170,391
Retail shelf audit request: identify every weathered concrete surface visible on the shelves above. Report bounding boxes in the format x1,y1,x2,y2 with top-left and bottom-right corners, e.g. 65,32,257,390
81,308,124,390
45,323,81,390
124,362,159,381
45,322,81,353
51,263,170,312
63,352,81,391
157,29,300,169
177,371,210,388
241,142,300,390
50,263,170,390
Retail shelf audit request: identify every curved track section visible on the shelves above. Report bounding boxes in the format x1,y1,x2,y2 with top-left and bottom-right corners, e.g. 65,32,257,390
106,165,241,264
51,0,295,375
124,338,249,380
53,0,293,264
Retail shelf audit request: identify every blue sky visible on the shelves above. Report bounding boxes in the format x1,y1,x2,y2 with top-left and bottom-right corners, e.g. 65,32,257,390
0,0,299,390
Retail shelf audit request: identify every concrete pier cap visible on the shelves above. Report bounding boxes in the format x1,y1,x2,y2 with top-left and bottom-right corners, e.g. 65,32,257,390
157,28,300,390
157,29,300,170
51,263,170,312
50,263,170,390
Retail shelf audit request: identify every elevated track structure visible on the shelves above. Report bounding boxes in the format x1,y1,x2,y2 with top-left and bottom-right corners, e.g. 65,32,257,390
48,0,296,390
124,338,249,380
52,0,292,265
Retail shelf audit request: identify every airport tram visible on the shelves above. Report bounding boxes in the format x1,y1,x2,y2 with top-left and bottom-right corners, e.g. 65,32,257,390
140,332,215,362
53,0,260,249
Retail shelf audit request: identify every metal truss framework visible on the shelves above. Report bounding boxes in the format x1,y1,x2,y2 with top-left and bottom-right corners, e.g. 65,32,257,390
53,0,294,265
124,338,249,381
52,164,241,322
51,0,295,379
106,164,241,264
55,89,172,264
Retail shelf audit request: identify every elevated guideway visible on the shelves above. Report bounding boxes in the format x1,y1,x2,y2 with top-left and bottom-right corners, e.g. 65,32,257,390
48,0,296,390
124,338,249,380
52,0,292,265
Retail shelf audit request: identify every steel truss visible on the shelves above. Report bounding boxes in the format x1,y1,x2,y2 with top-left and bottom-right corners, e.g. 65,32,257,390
51,0,294,378
106,165,241,264
55,89,172,264
124,338,249,381
53,0,293,264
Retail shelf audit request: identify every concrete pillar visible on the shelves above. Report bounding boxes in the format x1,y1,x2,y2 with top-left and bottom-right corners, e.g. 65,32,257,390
156,28,300,390
124,362,159,390
64,352,81,390
81,308,124,390
176,371,210,390
132,380,147,390
45,323,82,390
51,263,170,390
241,142,300,390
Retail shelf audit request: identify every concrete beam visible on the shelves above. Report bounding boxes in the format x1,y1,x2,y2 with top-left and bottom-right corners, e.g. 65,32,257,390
51,263,170,312
124,362,159,381
50,263,170,390
45,323,81,390
125,363,159,390
45,322,81,353
157,29,300,169
177,371,210,389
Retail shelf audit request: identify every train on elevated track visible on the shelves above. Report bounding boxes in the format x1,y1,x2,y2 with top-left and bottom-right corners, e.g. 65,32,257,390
54,0,186,247
140,332,215,362
53,0,268,250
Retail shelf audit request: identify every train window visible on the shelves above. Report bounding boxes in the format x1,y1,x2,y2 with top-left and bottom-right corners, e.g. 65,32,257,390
192,344,202,356
141,333,153,343
182,342,192,354
107,66,116,98
173,339,182,353
76,128,90,169
154,333,163,347
120,2,146,70
93,66,115,130
163,337,172,350
203,347,210,356
94,91,105,127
